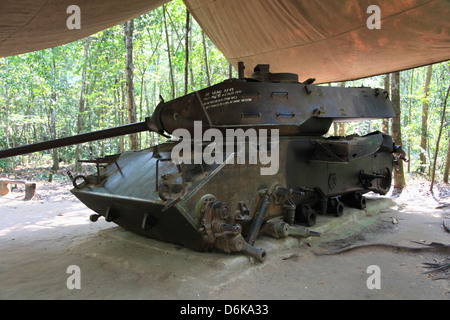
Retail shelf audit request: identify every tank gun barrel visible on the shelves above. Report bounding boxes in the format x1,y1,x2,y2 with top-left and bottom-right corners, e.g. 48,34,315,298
0,119,155,159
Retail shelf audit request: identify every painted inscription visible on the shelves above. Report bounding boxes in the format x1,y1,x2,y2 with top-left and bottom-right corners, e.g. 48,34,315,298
203,87,251,109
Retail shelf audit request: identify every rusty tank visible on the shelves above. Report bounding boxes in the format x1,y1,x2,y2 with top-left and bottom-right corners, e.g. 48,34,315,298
0,63,404,262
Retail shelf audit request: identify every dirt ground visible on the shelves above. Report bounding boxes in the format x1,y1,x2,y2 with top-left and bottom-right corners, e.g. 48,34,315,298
0,172,449,301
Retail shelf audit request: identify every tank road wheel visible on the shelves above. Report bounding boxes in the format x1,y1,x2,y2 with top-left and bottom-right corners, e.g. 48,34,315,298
89,214,102,222
295,204,318,227
327,197,344,217
376,168,392,195
359,168,392,195
197,195,267,262
342,192,366,210
195,194,216,221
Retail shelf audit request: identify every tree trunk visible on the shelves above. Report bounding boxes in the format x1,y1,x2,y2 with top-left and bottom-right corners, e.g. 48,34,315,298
49,103,58,171
144,84,151,147
75,37,90,171
184,10,190,95
113,77,120,151
139,73,145,150
124,19,138,150
444,63,450,183
391,71,406,189
382,74,390,135
50,49,59,171
338,82,346,136
430,83,450,191
444,127,450,183
333,123,338,136
189,24,195,91
419,65,433,173
338,123,345,136
163,5,175,100
406,69,416,173
120,74,125,153
202,30,211,87
4,78,11,149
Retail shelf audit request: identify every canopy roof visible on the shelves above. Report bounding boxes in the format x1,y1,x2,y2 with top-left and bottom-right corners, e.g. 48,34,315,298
0,0,169,57
184,0,450,83
1,0,449,83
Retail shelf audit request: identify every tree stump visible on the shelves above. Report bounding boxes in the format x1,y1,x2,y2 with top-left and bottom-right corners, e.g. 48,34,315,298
0,179,36,200
0,181,9,196
24,182,36,201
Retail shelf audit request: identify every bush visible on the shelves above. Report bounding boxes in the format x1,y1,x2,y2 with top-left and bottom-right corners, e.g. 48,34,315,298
0,158,11,172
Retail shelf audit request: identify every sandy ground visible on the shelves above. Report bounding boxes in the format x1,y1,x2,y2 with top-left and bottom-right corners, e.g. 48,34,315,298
0,177,449,301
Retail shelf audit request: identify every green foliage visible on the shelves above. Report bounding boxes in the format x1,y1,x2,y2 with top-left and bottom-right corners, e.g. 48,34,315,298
0,0,233,169
0,158,11,171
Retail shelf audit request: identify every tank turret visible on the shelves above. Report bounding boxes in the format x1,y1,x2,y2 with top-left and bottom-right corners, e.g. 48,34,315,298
148,63,395,137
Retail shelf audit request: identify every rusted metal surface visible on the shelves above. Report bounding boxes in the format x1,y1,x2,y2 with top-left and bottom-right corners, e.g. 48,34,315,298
0,63,405,261
0,122,150,159
150,68,395,137
70,132,396,261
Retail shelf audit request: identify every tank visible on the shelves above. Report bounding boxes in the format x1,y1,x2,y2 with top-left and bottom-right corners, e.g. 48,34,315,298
0,63,405,262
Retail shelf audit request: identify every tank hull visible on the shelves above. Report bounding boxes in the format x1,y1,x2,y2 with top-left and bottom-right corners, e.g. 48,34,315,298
71,132,394,260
